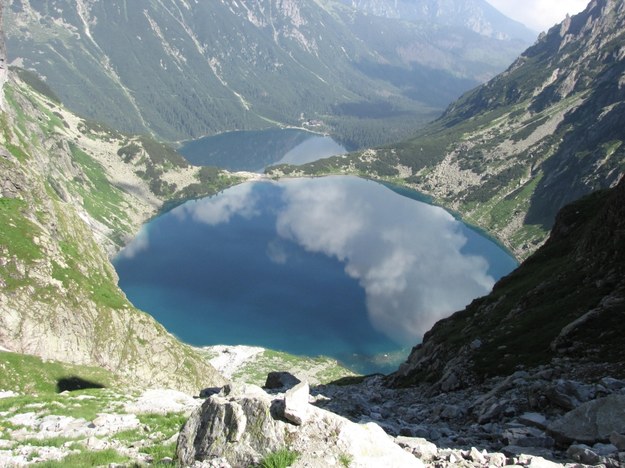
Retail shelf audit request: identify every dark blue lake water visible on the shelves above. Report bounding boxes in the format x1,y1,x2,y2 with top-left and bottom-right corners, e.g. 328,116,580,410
114,176,517,374
178,129,346,172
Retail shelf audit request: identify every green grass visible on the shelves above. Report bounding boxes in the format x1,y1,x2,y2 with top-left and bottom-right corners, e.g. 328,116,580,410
33,448,129,467
68,142,129,224
141,441,177,463
138,413,187,439
0,351,115,395
259,448,299,468
339,453,353,467
17,437,79,448
0,198,42,262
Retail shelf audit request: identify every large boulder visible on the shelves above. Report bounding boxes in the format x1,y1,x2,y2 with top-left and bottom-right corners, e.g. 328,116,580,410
547,395,625,444
176,383,424,467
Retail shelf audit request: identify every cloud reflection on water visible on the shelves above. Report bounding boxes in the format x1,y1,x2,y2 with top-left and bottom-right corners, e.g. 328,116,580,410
173,182,260,226
147,176,496,345
275,177,494,344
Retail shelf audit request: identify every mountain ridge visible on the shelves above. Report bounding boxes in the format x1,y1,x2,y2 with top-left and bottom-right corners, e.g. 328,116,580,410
5,0,531,147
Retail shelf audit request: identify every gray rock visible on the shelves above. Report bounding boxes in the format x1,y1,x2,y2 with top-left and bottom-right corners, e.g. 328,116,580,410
545,380,593,410
502,445,555,460
504,427,554,448
477,401,505,423
395,436,438,461
177,390,280,467
440,404,463,419
264,371,301,390
487,452,507,467
283,381,309,426
610,431,625,450
469,446,486,464
566,444,602,465
601,377,625,392
177,385,424,467
592,442,618,456
524,456,562,468
547,395,625,444
518,412,548,430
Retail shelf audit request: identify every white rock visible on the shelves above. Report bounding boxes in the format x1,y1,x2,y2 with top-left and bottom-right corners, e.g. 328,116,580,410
525,456,564,467
8,412,39,428
91,413,140,435
124,389,201,415
0,390,17,399
395,436,438,461
338,422,424,467
283,381,310,426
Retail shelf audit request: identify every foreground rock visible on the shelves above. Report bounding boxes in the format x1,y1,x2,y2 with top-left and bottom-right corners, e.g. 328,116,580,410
548,395,625,444
311,366,625,468
176,382,424,467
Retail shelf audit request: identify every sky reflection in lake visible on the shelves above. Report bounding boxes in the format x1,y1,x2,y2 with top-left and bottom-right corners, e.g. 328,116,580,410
115,176,517,373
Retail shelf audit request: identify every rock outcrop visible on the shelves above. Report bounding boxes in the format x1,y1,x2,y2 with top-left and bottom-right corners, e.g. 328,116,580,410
177,382,424,467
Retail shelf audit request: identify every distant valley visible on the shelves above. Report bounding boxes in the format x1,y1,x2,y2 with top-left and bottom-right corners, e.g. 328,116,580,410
5,0,532,148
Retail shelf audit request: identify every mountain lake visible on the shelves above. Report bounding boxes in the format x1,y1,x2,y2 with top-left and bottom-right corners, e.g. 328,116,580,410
178,129,346,172
114,176,517,374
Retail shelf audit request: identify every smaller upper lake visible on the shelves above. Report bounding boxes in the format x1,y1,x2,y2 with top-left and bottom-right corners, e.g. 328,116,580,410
114,176,517,374
178,129,346,172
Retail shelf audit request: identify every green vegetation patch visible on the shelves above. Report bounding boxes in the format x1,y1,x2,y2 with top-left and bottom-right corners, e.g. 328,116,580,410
259,448,299,468
0,351,115,395
33,448,129,468
68,142,130,231
0,198,42,262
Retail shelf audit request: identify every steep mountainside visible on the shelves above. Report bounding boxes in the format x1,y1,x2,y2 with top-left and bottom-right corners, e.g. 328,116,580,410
272,0,625,258
0,65,249,392
391,176,625,390
5,0,530,147
0,4,6,110
335,0,535,40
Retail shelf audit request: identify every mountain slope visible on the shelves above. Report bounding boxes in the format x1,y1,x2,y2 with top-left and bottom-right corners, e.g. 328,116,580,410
0,65,250,392
334,0,535,41
5,0,530,147
272,0,625,258
391,175,625,390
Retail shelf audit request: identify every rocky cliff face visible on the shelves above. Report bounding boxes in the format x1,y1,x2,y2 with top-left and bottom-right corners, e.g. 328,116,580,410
391,176,625,391
0,70,245,392
278,0,625,258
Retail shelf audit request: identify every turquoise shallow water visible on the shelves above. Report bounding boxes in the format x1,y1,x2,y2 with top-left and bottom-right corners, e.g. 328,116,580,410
114,176,517,374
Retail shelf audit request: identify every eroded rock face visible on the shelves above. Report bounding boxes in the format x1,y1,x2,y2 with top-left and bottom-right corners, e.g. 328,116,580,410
176,382,424,468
